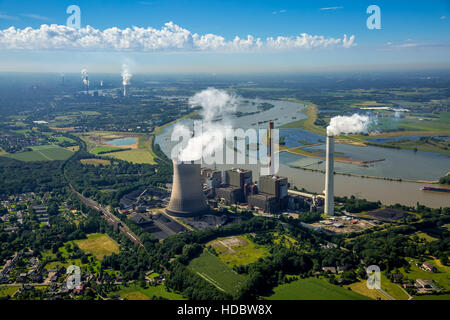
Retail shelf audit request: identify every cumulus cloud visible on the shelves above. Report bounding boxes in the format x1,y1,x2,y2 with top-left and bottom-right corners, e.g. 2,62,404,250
0,22,356,52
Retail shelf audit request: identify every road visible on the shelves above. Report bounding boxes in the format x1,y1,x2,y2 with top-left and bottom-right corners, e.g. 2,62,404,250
69,184,144,248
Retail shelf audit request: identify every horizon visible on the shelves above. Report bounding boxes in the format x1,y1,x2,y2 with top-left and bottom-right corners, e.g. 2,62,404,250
0,0,449,73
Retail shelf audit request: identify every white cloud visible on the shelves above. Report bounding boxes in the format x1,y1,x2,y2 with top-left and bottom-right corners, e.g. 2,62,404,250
320,6,344,11
0,22,356,52
21,13,49,21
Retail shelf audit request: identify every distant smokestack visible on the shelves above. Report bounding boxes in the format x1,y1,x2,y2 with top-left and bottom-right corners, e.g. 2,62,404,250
166,161,209,217
325,135,334,216
123,84,127,97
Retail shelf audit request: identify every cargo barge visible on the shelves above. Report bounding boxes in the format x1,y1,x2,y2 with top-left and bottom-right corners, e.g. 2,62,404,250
421,186,450,193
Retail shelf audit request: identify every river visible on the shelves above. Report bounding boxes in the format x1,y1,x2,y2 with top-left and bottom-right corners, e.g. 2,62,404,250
155,97,449,208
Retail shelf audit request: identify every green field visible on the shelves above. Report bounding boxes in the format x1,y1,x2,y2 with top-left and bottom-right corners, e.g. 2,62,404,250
91,146,124,154
207,235,269,267
74,233,120,260
4,145,74,161
0,286,20,298
108,282,185,300
102,149,156,164
398,258,450,291
268,277,370,300
188,250,247,296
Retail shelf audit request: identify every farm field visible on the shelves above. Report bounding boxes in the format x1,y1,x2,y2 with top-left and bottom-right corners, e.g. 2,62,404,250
74,233,120,260
91,146,124,154
4,145,74,161
206,235,269,267
108,282,185,300
102,149,156,164
268,277,370,300
188,250,247,296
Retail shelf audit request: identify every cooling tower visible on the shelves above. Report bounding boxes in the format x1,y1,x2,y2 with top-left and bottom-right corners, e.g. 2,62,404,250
324,135,334,216
166,160,209,217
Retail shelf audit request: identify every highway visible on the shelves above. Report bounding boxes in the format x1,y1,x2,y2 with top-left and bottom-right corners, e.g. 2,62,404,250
69,184,144,248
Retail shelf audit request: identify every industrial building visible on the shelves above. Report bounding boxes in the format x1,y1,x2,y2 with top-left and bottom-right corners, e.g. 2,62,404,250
248,175,289,213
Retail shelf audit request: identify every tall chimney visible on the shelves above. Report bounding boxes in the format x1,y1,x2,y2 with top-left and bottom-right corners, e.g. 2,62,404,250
268,121,274,175
123,84,127,97
166,160,209,217
325,135,334,216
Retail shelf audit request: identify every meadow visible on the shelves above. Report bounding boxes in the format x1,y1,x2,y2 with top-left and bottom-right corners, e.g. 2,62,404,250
207,235,269,267
108,282,185,300
5,145,74,161
188,250,247,296
74,233,120,260
268,277,369,300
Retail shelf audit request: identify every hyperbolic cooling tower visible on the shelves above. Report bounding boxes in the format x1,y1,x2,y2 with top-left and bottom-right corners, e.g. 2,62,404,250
324,135,334,216
166,160,209,217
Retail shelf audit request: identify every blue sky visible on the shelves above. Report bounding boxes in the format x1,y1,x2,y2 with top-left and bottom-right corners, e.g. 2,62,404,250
0,0,449,73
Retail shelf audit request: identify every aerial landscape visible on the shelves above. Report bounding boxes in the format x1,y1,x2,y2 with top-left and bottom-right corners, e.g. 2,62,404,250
0,0,448,315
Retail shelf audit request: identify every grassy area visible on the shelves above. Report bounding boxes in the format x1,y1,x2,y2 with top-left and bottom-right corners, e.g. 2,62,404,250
207,235,269,267
80,158,112,166
102,149,156,164
188,250,247,296
379,273,410,300
398,257,450,291
0,286,20,298
273,233,298,249
4,145,74,161
413,232,439,243
268,277,370,300
74,233,119,260
109,282,186,300
91,146,123,154
344,280,388,300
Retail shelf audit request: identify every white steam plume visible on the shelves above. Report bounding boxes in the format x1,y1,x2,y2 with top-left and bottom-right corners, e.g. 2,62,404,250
81,68,89,86
121,64,132,86
327,114,371,136
173,88,239,162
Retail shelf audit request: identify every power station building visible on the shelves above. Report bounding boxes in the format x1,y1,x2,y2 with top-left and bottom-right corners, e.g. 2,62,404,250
248,175,289,213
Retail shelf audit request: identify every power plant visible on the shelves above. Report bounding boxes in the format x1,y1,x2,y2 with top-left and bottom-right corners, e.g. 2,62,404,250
324,135,334,216
166,160,210,217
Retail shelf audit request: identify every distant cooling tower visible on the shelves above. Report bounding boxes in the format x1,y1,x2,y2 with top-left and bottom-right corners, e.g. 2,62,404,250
166,161,209,217
324,135,334,216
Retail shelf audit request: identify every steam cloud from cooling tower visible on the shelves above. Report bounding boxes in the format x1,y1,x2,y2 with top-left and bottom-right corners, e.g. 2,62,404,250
81,68,89,91
326,113,371,136
172,88,239,162
121,64,132,96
